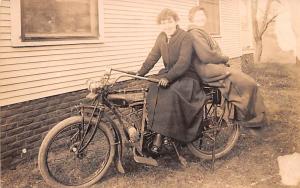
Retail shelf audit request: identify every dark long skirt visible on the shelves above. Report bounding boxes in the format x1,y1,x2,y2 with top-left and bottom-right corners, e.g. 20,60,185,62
223,68,266,127
199,65,266,127
146,76,207,142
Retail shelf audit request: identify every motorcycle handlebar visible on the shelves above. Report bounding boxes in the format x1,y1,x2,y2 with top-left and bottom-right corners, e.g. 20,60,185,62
111,68,160,83
111,68,136,75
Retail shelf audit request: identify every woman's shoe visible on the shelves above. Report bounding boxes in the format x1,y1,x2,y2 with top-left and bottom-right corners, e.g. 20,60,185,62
151,134,163,154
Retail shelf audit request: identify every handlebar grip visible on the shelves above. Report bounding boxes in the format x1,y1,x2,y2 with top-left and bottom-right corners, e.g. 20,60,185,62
146,77,160,83
126,71,137,75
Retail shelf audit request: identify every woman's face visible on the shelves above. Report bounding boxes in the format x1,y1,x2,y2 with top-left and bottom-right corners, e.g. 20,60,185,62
160,17,177,37
192,10,207,26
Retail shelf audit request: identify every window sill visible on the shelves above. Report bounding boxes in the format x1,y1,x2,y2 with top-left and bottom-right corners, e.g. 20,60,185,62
11,37,104,47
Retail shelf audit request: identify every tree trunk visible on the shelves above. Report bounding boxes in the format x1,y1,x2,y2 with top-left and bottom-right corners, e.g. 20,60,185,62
254,39,263,63
251,0,277,63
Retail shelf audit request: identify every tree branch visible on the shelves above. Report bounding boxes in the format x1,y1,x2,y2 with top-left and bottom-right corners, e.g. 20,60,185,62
260,14,278,37
259,0,273,35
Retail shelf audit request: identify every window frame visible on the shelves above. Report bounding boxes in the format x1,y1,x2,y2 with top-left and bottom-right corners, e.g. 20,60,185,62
11,0,104,47
198,0,221,36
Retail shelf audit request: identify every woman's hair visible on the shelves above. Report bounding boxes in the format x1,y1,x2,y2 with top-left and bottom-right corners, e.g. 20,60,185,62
188,6,207,22
156,8,180,24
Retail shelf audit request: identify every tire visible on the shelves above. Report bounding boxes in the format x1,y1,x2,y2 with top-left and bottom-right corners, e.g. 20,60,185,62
187,117,240,160
38,116,115,188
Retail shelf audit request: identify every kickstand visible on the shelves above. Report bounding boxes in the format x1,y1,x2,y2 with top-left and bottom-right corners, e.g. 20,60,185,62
171,142,187,167
211,136,216,172
210,126,218,172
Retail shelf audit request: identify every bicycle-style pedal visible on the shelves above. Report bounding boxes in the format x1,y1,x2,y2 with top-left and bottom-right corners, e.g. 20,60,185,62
133,148,158,166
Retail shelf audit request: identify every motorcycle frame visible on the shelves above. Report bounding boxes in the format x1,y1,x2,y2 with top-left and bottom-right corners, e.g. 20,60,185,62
74,86,149,174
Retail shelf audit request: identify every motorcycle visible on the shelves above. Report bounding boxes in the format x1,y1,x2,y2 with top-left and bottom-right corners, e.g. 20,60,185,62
38,68,240,187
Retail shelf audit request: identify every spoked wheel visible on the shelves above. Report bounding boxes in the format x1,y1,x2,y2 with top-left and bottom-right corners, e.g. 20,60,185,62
187,104,240,160
38,116,115,188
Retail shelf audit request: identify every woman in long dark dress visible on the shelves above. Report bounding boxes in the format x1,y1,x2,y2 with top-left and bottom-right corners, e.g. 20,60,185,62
187,6,266,128
137,8,206,145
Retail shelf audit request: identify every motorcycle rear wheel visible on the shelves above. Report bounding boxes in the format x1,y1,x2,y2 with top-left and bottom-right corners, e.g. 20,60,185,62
38,116,115,188
187,118,239,160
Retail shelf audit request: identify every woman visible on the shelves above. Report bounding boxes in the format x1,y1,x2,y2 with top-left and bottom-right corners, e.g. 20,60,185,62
137,8,206,145
188,6,266,128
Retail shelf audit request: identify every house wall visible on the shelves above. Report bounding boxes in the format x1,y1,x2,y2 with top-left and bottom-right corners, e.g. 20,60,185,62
219,0,242,58
0,89,89,169
240,0,254,51
0,0,196,106
0,0,243,169
0,0,242,107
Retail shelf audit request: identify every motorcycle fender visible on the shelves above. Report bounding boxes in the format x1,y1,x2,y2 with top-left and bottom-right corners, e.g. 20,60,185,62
104,114,126,174
77,104,126,173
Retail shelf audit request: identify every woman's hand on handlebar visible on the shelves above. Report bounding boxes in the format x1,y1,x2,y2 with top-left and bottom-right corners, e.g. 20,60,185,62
158,78,169,87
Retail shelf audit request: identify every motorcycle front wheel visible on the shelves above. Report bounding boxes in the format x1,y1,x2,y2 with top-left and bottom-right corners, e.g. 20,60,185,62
38,116,115,188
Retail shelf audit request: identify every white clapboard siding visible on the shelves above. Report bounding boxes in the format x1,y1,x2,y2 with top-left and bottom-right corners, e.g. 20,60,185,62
0,42,152,59
0,33,10,39
0,55,148,80
1,56,146,84
219,0,242,58
0,39,155,53
1,0,10,7
0,20,9,27
0,46,152,65
0,0,198,106
0,27,10,34
0,61,142,93
0,14,10,21
0,6,10,14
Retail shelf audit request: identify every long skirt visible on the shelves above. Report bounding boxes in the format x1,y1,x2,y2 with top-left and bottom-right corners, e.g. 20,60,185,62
197,64,266,127
146,76,207,143
223,68,266,127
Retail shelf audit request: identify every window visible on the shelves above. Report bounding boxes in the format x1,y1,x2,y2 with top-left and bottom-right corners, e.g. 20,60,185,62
199,0,220,35
11,0,104,46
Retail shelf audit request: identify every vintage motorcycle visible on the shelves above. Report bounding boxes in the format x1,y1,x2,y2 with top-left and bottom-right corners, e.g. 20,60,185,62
38,69,240,187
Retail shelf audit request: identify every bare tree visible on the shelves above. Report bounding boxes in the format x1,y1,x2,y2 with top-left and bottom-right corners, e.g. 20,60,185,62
251,0,279,63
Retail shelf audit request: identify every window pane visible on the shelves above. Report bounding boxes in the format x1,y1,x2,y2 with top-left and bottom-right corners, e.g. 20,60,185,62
21,0,99,40
199,0,220,35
